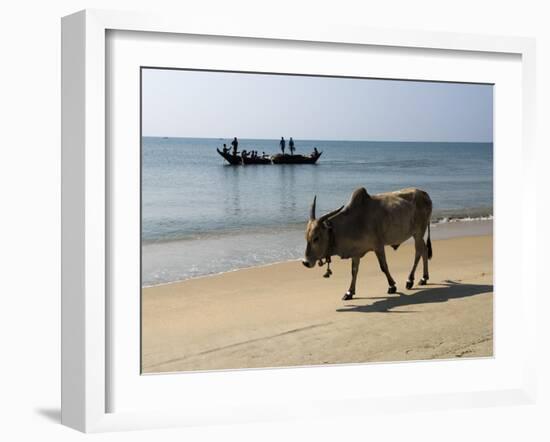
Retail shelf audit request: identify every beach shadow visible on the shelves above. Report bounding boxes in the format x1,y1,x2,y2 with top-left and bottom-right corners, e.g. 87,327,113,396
336,280,492,314
352,296,391,300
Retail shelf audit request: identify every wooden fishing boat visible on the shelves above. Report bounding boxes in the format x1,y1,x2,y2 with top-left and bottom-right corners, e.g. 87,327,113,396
217,148,322,165
271,151,322,164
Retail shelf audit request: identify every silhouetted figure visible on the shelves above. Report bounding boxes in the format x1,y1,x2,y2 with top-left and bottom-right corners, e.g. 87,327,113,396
222,143,229,154
231,137,239,156
241,149,248,159
312,147,319,157
289,137,295,155
280,137,286,154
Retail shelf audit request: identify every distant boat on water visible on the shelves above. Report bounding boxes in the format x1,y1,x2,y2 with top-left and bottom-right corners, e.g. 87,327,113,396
216,148,322,166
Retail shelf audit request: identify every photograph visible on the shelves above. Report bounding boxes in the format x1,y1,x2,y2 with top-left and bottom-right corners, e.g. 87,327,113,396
140,68,493,374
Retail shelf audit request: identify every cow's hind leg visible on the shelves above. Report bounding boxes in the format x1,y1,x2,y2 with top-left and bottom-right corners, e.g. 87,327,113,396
406,236,424,289
342,257,360,300
420,243,429,285
375,248,397,294
419,229,430,285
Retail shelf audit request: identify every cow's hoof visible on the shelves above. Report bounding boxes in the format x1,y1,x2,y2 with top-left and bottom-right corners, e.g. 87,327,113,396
342,292,354,301
387,286,397,294
419,278,428,286
406,280,414,290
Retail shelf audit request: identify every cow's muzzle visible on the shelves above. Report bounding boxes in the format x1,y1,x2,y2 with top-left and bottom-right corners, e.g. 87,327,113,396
302,260,314,268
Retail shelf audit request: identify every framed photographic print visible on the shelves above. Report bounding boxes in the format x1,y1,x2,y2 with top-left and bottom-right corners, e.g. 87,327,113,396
61,9,537,432
140,68,494,374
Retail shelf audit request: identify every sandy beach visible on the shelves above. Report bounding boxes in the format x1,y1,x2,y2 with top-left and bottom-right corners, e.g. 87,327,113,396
142,232,493,374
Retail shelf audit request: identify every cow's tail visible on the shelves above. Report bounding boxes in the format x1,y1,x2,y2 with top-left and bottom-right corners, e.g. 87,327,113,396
427,222,433,260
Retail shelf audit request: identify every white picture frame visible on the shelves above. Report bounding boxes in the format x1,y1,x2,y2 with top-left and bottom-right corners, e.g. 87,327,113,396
61,9,537,433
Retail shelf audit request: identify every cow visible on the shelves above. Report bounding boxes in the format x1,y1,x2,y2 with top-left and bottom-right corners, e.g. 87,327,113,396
302,187,433,300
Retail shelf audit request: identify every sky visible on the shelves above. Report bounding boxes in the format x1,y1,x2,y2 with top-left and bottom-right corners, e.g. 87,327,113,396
142,69,493,142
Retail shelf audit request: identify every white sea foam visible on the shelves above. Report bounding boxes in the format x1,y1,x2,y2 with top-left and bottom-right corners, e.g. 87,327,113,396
433,214,494,224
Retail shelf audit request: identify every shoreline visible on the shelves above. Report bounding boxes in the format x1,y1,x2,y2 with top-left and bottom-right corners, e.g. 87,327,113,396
142,257,304,289
142,234,493,373
142,214,493,245
142,219,493,288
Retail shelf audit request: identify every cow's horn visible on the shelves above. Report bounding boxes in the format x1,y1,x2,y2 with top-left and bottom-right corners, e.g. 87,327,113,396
319,205,345,223
310,195,317,220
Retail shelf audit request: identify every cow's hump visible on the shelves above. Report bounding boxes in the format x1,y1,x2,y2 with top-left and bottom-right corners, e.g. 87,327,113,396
348,187,370,209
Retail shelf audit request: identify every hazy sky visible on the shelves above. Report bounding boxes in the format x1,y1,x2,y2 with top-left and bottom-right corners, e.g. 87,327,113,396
142,69,493,142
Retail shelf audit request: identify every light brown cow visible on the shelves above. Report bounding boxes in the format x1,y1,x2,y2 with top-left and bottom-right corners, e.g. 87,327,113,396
302,187,433,300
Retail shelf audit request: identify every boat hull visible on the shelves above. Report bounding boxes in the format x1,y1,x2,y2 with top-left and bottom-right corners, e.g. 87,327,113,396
216,148,242,165
242,157,271,165
271,152,322,164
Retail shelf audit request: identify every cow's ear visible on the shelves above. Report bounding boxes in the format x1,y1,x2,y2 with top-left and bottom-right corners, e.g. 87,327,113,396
323,220,332,230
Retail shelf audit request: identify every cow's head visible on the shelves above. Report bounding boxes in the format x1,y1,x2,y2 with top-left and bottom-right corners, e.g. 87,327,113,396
302,196,343,268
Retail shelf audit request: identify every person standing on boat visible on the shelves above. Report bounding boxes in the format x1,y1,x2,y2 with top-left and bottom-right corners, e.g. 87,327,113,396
280,137,286,155
231,137,239,156
222,143,230,154
289,137,295,155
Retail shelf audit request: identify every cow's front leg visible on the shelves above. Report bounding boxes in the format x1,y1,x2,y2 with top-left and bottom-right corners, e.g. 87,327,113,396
342,257,360,300
375,247,397,294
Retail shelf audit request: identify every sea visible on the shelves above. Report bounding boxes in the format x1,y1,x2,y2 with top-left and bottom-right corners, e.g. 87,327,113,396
142,137,493,286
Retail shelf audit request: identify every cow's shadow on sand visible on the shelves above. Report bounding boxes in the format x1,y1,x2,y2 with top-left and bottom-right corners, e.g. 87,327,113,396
336,280,493,314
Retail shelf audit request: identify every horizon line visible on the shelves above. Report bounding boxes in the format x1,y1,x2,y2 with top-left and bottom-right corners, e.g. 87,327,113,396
141,135,493,144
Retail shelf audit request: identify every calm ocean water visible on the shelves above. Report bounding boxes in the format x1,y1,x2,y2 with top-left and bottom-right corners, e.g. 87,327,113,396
142,137,493,286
